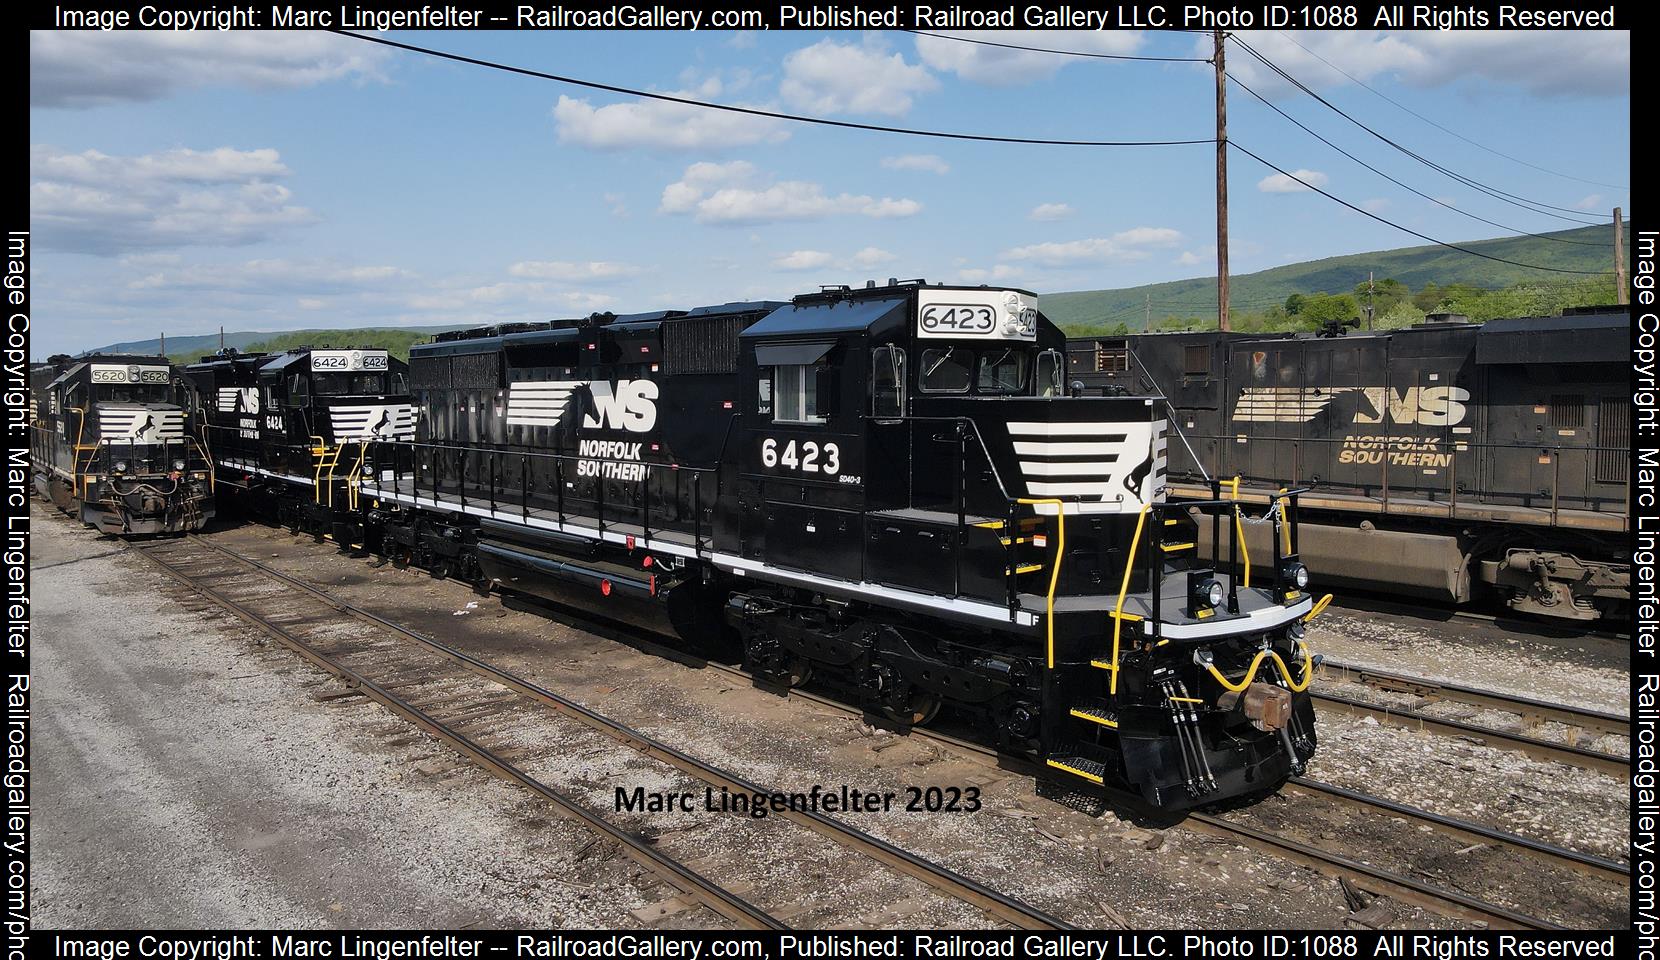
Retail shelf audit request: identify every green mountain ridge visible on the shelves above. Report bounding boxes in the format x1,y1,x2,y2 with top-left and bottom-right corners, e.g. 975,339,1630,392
74,224,1623,360
1041,224,1623,332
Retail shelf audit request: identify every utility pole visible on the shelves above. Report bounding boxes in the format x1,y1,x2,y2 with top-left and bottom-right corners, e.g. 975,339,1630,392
219,325,225,352
159,332,165,358
1214,29,1231,332
1363,271,1376,330
1615,207,1628,305
1145,292,1151,328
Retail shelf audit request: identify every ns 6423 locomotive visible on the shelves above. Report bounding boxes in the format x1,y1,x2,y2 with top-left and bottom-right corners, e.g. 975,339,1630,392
197,282,1327,811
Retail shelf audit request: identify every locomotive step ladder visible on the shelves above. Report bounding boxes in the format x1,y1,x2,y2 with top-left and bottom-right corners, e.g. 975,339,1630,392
1045,740,1115,785
1067,699,1119,729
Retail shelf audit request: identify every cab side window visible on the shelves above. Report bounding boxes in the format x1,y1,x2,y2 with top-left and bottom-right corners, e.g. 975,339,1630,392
872,345,905,418
773,364,825,424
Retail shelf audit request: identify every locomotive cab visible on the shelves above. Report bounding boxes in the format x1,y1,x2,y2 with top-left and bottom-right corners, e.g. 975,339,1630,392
730,282,1320,810
188,347,413,533
29,355,215,535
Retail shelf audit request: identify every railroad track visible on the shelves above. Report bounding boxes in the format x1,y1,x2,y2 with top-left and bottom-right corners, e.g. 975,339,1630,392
1326,597,1630,645
133,534,1070,931
460,583,1590,930
1312,661,1628,776
152,523,1619,930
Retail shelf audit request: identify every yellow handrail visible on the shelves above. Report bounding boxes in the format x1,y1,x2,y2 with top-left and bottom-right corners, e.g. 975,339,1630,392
346,441,369,511
1202,646,1313,693
1304,593,1333,621
1110,503,1153,695
1277,487,1293,556
1225,476,1250,588
1016,498,1065,670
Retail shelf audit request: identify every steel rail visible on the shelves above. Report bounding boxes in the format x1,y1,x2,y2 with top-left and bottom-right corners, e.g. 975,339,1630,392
1317,659,1629,738
175,534,1072,932
1310,690,1628,776
131,540,782,931
1286,778,1628,885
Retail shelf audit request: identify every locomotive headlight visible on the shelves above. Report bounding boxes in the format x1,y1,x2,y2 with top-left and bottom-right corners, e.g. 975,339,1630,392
172,459,186,471
1284,562,1310,590
1192,578,1224,610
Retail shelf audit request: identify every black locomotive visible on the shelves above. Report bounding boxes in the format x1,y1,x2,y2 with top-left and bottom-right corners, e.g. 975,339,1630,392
29,354,215,534
1068,307,1629,622
184,346,414,539
184,282,1325,812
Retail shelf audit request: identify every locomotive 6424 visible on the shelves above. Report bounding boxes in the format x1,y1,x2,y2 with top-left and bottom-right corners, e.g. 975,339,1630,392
189,281,1325,811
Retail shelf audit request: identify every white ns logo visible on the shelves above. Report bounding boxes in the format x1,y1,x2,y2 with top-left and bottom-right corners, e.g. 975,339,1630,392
584,380,658,433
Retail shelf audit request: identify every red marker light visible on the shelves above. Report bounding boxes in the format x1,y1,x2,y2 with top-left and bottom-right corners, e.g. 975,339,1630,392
625,535,636,550
642,555,653,568
600,579,612,596
640,346,649,353
722,401,733,409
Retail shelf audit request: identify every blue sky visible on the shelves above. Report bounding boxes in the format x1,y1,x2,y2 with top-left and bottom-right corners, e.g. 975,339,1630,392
29,28,1630,356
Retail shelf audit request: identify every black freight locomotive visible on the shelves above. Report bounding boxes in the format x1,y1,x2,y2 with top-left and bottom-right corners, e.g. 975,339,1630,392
1068,308,1629,622
189,282,1327,812
185,346,414,542
29,354,215,534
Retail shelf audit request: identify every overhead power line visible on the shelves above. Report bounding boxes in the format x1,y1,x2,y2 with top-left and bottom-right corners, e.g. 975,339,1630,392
902,30,1213,63
1227,35,1603,226
1227,141,1607,275
337,31,1213,148
1228,74,1609,247
1273,31,1628,192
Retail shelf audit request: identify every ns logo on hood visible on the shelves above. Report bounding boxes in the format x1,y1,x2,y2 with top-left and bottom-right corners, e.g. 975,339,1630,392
507,379,659,434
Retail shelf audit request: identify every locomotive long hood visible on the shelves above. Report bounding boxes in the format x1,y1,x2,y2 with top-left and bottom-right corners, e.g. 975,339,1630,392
919,395,1168,514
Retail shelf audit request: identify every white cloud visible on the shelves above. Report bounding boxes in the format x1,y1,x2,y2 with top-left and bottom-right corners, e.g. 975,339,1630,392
1203,31,1628,98
507,260,642,282
124,258,407,294
772,250,835,271
881,154,951,175
915,31,1148,86
30,32,386,108
1359,198,1391,214
1257,169,1329,193
31,145,316,255
1028,203,1074,222
1574,194,1604,211
1001,227,1182,266
781,39,937,116
1177,251,1204,266
553,79,789,151
957,265,1024,283
851,247,897,268
297,298,325,310
659,162,922,225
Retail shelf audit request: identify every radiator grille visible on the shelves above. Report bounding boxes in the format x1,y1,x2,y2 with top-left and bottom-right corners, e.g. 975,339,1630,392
1595,397,1628,485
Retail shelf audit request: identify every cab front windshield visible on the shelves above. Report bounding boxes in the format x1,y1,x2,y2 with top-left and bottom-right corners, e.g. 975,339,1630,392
94,384,172,403
313,372,389,396
920,346,1035,395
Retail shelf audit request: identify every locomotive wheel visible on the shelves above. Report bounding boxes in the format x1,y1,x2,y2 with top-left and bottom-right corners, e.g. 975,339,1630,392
882,692,942,727
784,656,813,688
